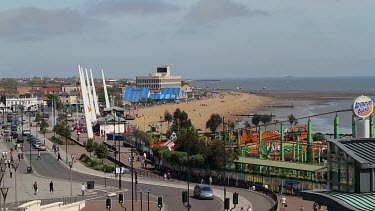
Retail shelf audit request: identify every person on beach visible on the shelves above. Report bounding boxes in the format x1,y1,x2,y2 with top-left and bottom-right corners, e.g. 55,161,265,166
49,181,54,193
33,182,38,195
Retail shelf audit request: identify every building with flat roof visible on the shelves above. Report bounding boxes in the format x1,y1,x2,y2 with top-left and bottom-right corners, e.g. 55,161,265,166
302,138,375,211
136,65,182,93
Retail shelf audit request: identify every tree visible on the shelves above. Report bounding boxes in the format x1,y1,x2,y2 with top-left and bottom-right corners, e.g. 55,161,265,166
288,114,298,129
146,97,153,104
206,114,222,133
133,129,152,146
252,114,261,130
260,115,272,131
39,119,49,134
95,143,109,159
86,139,95,157
313,133,327,142
139,97,146,105
174,128,200,156
164,111,173,129
47,94,62,108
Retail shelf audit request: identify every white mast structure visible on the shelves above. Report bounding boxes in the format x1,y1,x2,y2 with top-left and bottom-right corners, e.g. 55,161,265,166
79,65,94,139
102,69,110,108
85,68,97,122
90,68,100,115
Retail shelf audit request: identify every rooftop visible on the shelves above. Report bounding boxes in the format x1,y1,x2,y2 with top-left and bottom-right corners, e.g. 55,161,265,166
235,157,326,172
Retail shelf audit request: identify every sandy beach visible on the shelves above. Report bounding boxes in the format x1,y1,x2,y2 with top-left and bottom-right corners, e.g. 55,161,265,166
128,92,271,132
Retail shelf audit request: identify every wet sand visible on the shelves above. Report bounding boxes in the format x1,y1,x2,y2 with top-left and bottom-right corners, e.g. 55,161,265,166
127,92,271,132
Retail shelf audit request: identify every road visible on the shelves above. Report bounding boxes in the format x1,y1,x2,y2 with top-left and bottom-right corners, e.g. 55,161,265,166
23,142,223,211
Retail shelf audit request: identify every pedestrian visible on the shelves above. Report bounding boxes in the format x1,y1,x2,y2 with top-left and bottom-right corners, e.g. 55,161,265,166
9,168,12,178
49,181,54,193
7,159,11,168
81,183,85,196
264,184,268,189
201,178,204,184
278,184,283,195
240,207,244,211
247,205,252,211
57,152,61,161
209,176,212,186
313,202,320,211
280,195,287,209
33,182,38,195
300,205,305,211
37,151,41,160
18,153,21,161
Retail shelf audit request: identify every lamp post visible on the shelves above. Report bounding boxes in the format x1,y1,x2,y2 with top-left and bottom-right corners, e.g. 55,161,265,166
222,116,227,199
0,163,6,210
65,107,68,164
12,161,20,205
118,115,122,190
68,161,74,197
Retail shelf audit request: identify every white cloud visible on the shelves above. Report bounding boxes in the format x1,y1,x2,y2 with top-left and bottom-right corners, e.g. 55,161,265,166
0,7,103,41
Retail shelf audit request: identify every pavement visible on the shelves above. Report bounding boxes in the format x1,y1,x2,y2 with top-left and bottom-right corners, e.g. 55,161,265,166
1,116,277,211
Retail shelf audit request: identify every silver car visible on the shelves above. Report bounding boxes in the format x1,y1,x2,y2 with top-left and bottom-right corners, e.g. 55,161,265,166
194,184,214,199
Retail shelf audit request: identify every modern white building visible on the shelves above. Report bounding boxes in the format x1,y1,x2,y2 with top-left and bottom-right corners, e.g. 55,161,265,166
136,65,182,93
6,97,42,110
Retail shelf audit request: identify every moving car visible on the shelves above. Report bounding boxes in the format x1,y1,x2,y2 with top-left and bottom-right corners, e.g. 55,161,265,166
193,184,214,199
36,144,47,151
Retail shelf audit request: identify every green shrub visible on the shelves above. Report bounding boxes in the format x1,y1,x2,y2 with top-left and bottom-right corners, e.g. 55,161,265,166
94,165,103,171
80,154,87,160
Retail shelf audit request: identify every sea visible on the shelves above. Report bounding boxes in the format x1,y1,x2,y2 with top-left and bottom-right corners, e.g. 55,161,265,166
191,77,375,135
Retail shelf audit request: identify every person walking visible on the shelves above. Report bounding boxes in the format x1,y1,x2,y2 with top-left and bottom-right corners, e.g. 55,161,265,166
9,168,12,178
57,152,61,161
33,182,38,195
247,206,252,211
81,183,85,196
37,151,41,160
49,181,54,193
280,195,287,209
300,205,305,211
209,176,212,186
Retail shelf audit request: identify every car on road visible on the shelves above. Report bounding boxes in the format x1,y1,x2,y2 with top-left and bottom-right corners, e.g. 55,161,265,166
36,144,46,151
193,184,214,200
33,141,43,148
22,130,31,136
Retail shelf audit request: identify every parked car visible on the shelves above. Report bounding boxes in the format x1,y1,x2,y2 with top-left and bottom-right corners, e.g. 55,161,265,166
193,184,214,200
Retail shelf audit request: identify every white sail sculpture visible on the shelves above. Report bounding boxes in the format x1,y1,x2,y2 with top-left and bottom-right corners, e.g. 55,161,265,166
90,69,100,115
102,69,110,108
78,65,94,139
85,68,97,122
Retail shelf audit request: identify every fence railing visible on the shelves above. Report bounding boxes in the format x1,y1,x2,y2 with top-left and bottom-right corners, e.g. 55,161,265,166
7,196,81,209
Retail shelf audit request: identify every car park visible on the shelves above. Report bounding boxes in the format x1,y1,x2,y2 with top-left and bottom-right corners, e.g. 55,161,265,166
193,184,214,200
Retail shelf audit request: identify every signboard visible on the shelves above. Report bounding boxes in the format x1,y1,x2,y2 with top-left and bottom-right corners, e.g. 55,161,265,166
353,96,373,118
137,188,152,193
284,180,300,189
115,167,125,174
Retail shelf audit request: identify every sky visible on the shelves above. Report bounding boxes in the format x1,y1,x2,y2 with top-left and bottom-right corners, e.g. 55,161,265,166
1,0,375,79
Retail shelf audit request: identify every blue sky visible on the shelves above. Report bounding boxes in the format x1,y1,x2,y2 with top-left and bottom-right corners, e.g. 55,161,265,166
1,0,375,79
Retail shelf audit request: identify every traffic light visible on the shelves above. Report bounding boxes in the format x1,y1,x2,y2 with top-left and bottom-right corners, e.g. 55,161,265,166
182,191,188,203
233,192,238,205
224,198,230,210
106,197,112,209
119,193,124,204
157,196,163,208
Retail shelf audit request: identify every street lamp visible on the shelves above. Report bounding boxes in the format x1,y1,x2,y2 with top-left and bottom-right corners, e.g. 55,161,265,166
11,161,20,205
68,161,74,197
0,166,6,210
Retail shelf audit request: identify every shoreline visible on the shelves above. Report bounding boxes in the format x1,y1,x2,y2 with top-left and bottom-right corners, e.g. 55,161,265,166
128,91,272,133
